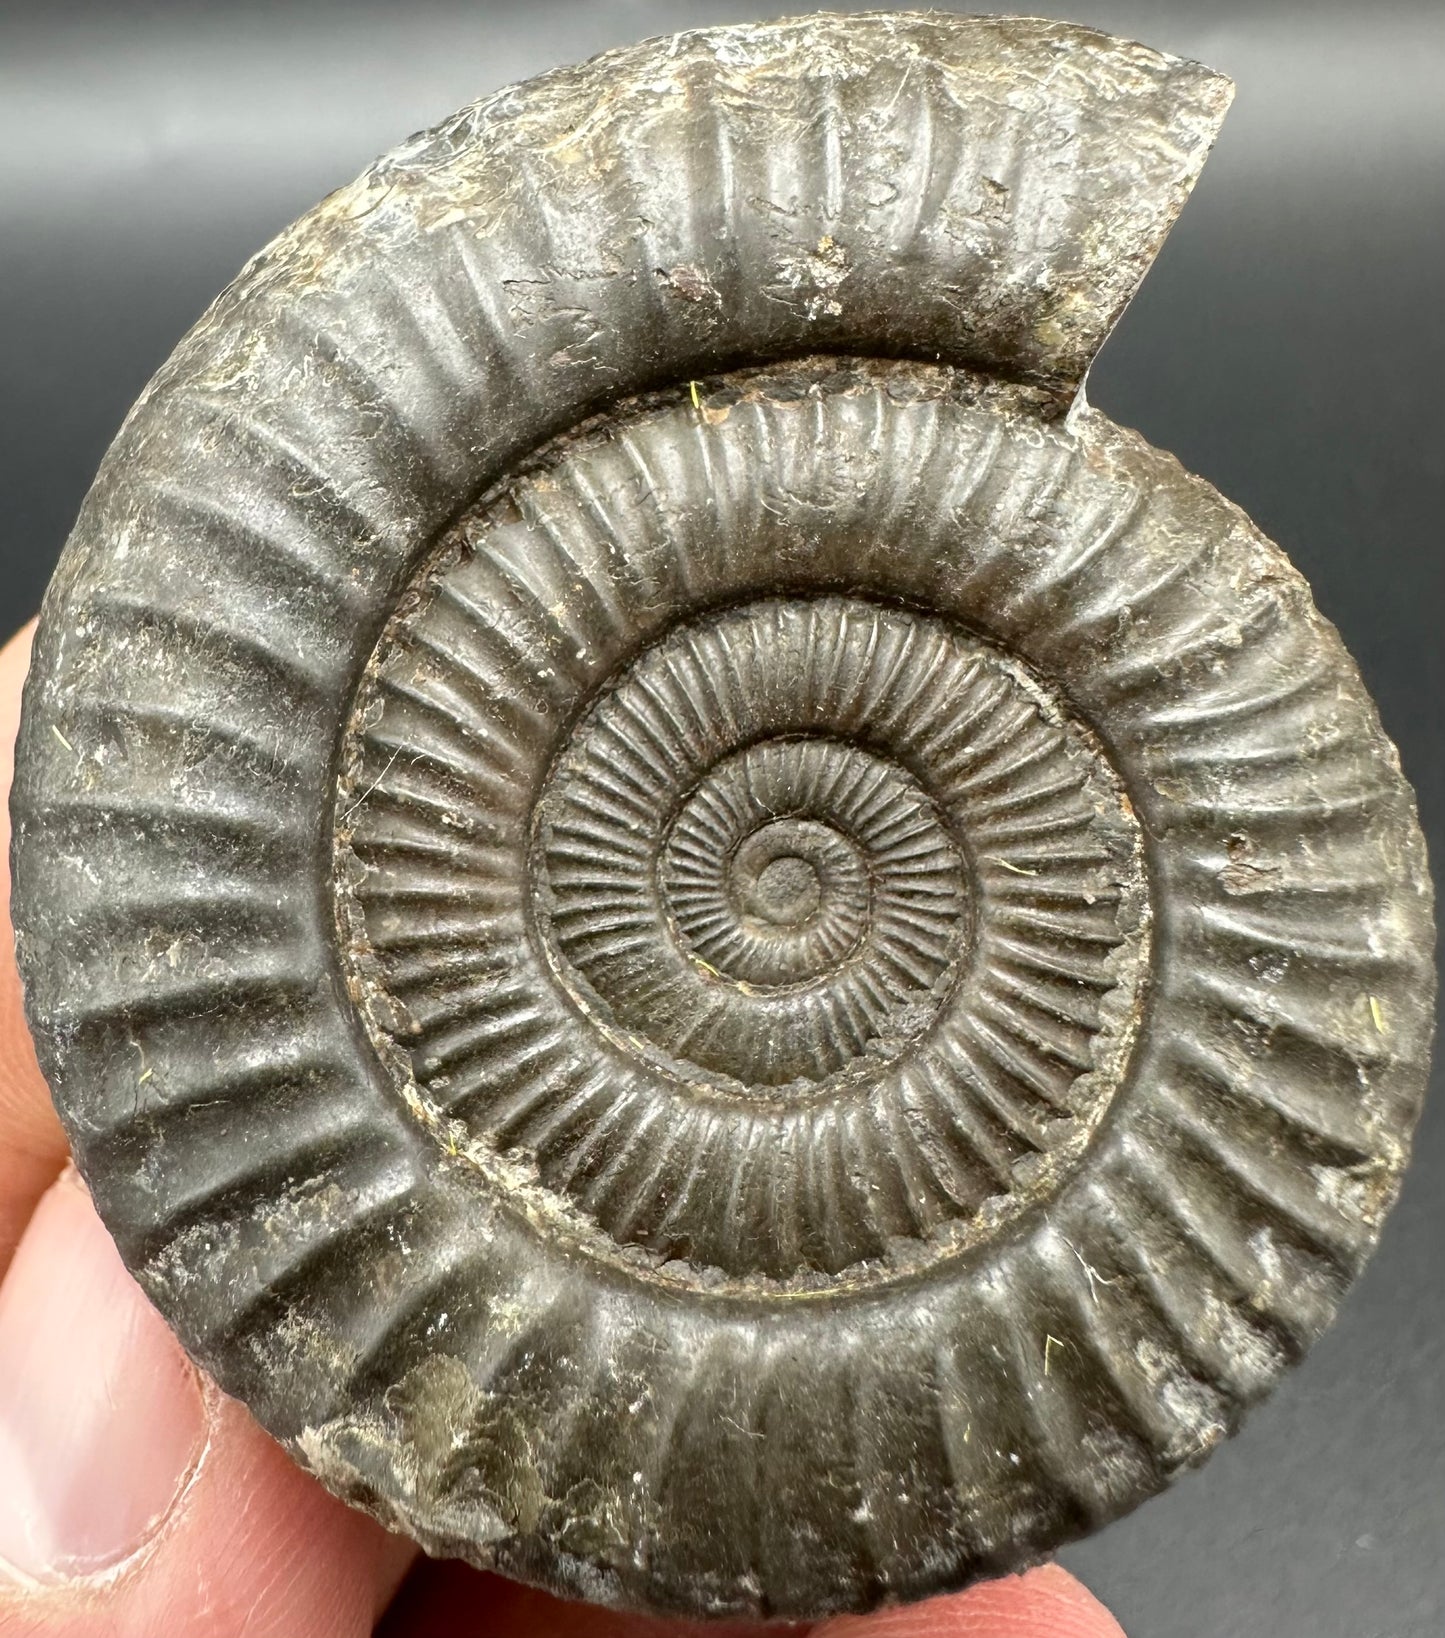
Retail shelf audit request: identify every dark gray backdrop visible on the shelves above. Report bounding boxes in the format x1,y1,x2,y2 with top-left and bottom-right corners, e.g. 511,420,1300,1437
2,3,1440,1634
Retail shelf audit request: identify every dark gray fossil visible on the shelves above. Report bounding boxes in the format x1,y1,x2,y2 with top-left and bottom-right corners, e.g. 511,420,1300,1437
8,12,1434,1620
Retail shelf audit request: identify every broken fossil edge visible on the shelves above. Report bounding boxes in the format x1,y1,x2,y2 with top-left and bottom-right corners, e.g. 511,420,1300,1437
9,12,1435,1621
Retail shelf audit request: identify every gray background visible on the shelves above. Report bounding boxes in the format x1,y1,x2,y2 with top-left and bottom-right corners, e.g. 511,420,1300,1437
1,3,1440,1634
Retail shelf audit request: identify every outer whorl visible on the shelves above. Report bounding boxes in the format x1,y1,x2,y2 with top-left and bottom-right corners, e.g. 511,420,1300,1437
10,13,1434,1620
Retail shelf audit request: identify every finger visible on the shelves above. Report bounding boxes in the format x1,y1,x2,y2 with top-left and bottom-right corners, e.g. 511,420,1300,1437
375,1558,1122,1638
816,1564,1126,1638
0,622,69,1275
377,1559,809,1637
0,1168,416,1637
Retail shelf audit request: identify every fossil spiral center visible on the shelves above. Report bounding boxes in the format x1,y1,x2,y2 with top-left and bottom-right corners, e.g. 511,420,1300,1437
750,852,819,923
736,831,830,927
337,402,1151,1287
661,756,884,1000
538,665,971,1087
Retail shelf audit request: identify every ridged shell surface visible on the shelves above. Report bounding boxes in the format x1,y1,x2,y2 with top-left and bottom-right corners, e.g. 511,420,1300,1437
9,12,1434,1620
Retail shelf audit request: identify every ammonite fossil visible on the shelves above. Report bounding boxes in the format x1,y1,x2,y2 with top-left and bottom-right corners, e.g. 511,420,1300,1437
9,12,1434,1620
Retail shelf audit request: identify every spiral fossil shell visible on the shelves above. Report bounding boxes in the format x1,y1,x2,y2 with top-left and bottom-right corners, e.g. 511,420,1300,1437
9,12,1435,1619
342,397,1157,1292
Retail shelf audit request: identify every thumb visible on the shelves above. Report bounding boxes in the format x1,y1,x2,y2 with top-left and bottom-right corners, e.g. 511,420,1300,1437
0,1168,415,1636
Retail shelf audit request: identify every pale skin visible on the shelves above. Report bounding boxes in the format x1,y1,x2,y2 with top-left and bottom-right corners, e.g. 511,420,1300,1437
0,623,1125,1638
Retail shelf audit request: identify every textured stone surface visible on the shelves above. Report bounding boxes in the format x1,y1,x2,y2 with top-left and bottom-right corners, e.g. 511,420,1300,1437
8,12,1435,1620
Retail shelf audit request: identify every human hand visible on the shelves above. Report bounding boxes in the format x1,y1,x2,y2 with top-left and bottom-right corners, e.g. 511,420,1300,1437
0,622,1125,1637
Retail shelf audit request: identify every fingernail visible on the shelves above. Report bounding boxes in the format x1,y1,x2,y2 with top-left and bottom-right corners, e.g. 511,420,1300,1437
0,1169,207,1582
